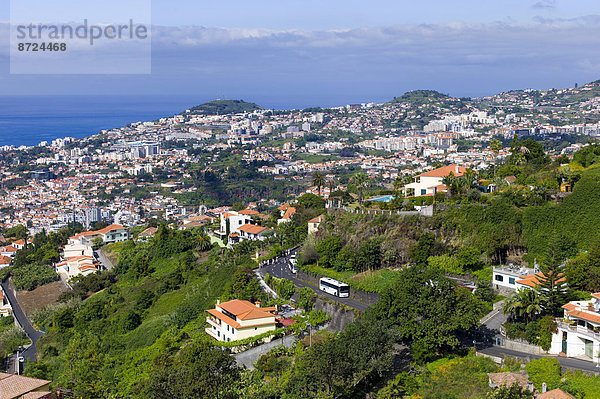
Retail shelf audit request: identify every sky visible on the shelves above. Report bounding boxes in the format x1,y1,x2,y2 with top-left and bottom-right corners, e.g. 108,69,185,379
0,0,599,108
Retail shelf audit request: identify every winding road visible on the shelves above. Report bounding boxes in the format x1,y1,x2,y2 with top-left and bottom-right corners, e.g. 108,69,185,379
1,278,44,371
258,251,369,312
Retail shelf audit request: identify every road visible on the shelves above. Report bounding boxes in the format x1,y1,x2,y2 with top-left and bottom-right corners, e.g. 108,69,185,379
96,248,115,270
259,252,600,373
477,346,600,373
477,298,600,373
1,278,44,369
258,252,369,312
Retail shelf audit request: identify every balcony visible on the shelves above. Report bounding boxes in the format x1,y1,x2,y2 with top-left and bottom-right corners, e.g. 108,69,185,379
557,321,600,341
205,327,220,340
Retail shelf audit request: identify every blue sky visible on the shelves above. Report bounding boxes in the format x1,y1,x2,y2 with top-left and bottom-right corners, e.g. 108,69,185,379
0,0,600,108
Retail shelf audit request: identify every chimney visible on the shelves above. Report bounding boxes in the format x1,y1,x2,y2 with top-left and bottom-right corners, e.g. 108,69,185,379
216,299,220,305
542,382,547,393
255,301,261,308
455,165,459,174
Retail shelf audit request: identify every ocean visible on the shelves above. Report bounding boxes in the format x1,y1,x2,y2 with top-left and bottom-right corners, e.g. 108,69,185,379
0,95,212,147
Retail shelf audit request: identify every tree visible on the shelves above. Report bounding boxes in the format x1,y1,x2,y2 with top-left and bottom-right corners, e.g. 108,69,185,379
196,233,213,252
487,383,534,399
442,172,459,196
313,172,325,197
352,172,368,205
537,236,570,316
298,287,316,311
372,265,485,361
327,177,336,197
316,235,343,268
490,139,502,157
140,340,240,399
92,236,104,250
503,288,543,322
410,233,435,267
461,168,478,193
296,193,326,210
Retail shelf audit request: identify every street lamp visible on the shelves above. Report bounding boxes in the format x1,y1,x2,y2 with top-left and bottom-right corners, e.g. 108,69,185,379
307,323,312,346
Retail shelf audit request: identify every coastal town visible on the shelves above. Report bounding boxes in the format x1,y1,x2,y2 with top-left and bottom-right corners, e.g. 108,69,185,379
2,82,600,398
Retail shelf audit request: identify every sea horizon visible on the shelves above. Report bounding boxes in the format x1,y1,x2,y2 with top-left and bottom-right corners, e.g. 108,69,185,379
0,93,394,147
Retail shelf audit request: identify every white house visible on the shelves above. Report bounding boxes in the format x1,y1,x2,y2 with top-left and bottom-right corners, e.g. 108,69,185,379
63,243,94,259
402,164,467,197
219,211,255,236
55,255,99,280
277,205,296,225
0,287,12,317
237,224,271,241
308,215,324,235
205,299,277,342
69,224,129,246
550,293,600,360
492,265,536,290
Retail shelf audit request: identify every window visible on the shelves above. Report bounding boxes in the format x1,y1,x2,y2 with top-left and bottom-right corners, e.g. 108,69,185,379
421,189,427,196
495,275,504,282
255,327,257,330
217,331,220,337
509,277,515,285
231,328,235,333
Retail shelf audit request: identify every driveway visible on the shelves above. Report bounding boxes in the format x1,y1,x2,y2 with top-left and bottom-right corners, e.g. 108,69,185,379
97,248,115,270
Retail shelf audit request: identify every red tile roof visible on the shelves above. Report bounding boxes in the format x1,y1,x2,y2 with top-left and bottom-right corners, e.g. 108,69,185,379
566,309,600,325
238,209,259,215
516,272,565,288
538,388,576,399
419,164,467,178
238,224,269,235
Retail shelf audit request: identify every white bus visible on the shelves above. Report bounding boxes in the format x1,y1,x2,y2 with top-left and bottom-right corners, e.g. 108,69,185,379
319,277,350,298
289,254,297,273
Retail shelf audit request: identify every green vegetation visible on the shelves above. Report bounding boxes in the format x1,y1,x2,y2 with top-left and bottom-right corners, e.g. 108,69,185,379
186,99,262,115
0,317,28,358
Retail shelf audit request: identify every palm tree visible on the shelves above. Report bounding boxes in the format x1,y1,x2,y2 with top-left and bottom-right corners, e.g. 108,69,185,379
503,289,543,322
490,139,502,176
313,172,325,197
461,168,478,193
327,177,336,197
352,172,368,205
442,172,458,196
196,233,213,252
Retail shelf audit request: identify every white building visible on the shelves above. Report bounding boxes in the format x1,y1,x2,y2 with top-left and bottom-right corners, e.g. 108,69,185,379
402,164,467,197
550,293,600,360
205,299,277,342
492,265,536,290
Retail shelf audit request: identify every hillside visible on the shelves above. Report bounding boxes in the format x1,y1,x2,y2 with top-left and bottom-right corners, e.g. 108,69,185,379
387,89,451,105
186,99,262,115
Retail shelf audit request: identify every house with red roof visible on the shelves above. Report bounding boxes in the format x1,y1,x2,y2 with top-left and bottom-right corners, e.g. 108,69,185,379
69,224,128,246
308,215,324,235
237,224,272,241
205,299,277,342
550,293,600,359
277,206,296,225
55,255,100,280
0,246,18,258
402,164,468,197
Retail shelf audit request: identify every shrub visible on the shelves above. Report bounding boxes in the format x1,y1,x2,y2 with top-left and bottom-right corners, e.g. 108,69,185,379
526,358,562,390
